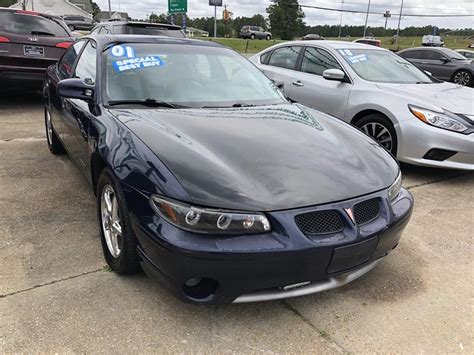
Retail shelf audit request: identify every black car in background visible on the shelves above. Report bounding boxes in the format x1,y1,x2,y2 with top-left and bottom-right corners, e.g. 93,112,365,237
90,21,185,38
398,47,474,86
42,34,413,304
0,8,73,89
63,15,96,31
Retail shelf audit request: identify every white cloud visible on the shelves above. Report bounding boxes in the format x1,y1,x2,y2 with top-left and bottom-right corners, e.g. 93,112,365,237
95,0,474,28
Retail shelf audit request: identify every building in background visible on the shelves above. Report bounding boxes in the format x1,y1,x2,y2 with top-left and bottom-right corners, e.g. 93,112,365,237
9,0,91,17
186,27,209,37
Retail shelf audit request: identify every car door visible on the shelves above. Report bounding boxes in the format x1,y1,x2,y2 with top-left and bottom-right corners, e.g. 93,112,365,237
259,45,303,94
61,40,97,172
288,46,352,119
420,50,455,81
49,40,86,141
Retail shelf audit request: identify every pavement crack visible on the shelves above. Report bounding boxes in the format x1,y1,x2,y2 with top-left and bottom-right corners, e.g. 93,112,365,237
0,268,103,299
281,300,349,354
405,172,472,191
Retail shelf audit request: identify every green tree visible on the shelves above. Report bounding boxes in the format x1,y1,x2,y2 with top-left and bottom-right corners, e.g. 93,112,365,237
89,1,101,17
266,0,305,40
0,0,16,7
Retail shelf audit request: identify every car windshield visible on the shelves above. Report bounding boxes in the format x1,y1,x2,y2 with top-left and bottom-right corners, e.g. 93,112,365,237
104,43,287,107
125,25,185,38
442,48,468,60
339,49,434,84
0,11,69,36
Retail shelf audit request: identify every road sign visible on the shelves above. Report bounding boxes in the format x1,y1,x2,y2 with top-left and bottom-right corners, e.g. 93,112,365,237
168,0,187,14
209,0,222,6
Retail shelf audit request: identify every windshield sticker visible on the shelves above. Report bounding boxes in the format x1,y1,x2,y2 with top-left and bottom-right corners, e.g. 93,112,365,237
113,56,165,72
338,49,353,56
111,45,135,58
347,54,368,64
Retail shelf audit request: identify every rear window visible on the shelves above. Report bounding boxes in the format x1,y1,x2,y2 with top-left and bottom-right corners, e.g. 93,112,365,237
125,25,185,38
0,11,69,37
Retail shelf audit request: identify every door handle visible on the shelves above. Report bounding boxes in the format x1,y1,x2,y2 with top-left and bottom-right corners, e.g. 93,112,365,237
292,80,304,87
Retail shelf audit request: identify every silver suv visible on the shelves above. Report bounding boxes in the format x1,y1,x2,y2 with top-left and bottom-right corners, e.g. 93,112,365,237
240,26,272,40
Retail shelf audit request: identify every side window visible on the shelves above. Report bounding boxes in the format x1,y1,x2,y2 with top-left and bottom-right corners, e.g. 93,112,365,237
98,26,107,34
424,51,442,60
268,46,301,70
90,27,99,34
57,41,85,79
404,50,422,59
74,41,97,85
260,50,272,65
301,47,342,76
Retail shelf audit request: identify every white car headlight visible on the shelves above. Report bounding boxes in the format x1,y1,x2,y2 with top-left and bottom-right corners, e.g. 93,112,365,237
409,105,468,133
388,171,402,201
150,195,271,235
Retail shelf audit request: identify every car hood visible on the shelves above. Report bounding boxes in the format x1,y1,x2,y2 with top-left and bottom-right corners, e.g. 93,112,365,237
375,82,474,115
110,104,398,211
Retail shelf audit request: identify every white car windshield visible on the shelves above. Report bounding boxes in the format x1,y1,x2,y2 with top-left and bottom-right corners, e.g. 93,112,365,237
104,43,287,107
339,49,434,84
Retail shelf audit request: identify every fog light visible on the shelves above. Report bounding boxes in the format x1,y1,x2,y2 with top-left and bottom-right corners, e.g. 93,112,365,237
184,278,202,287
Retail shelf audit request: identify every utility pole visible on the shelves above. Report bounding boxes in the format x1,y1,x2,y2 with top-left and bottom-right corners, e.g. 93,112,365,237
108,0,111,17
214,5,217,37
363,0,371,37
338,0,344,38
395,0,404,47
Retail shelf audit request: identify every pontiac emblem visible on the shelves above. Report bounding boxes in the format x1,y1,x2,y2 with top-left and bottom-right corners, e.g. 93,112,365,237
344,208,356,224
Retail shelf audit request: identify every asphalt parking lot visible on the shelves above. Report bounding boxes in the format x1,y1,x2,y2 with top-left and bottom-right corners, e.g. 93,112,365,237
0,92,473,353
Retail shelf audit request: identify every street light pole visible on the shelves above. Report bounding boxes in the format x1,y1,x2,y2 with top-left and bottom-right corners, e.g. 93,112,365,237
214,5,217,37
363,0,371,37
395,0,404,47
338,0,344,38
108,0,111,17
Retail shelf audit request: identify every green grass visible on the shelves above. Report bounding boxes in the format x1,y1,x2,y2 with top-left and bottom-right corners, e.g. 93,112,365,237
198,36,472,53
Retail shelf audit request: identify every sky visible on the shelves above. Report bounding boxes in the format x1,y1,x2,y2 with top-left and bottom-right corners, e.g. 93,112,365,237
96,0,474,29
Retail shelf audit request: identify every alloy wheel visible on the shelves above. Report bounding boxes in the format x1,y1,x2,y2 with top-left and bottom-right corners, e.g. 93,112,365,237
360,122,393,152
453,71,471,86
101,184,123,258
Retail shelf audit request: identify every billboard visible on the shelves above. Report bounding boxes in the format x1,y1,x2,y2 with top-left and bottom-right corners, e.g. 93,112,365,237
209,0,223,6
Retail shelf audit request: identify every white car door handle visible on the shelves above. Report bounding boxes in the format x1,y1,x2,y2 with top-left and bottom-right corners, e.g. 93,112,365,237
292,80,304,87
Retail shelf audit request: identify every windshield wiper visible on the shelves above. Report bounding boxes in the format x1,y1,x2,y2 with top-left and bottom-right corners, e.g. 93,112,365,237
107,99,188,108
415,81,432,84
202,103,257,108
31,30,55,36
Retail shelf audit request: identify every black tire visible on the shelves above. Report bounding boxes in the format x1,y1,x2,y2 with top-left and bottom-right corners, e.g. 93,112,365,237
266,35,271,41
97,168,140,274
451,70,472,86
45,107,65,154
68,24,75,31
355,113,398,156
250,33,255,40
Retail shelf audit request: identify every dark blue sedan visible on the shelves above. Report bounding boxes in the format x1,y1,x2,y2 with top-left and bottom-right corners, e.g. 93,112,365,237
42,35,413,304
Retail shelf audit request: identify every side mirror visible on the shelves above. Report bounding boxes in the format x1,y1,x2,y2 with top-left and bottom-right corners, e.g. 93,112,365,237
57,78,94,101
322,68,346,82
440,56,450,63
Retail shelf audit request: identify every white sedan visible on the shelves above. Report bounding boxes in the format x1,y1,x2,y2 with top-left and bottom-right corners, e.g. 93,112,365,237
250,41,474,170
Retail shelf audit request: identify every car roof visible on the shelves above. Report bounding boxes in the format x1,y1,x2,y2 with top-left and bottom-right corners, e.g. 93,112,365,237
274,40,386,51
84,34,224,50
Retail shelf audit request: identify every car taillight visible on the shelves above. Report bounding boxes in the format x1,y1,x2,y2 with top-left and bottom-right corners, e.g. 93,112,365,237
0,36,10,43
56,41,73,49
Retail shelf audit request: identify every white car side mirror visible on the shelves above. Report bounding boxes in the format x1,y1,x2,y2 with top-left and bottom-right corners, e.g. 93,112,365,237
323,69,346,82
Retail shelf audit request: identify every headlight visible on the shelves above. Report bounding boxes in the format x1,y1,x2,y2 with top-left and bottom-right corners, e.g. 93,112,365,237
150,195,271,235
409,105,467,133
388,171,402,201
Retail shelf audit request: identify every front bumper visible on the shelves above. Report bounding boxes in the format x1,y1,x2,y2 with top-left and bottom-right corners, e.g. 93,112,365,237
396,118,474,170
129,188,413,304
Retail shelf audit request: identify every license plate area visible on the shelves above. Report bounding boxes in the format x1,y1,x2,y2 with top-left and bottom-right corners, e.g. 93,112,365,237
24,45,44,56
327,236,379,274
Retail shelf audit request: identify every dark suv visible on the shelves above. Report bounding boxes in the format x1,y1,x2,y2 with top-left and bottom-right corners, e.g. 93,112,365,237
63,15,96,31
0,8,73,88
240,26,272,40
90,21,185,38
